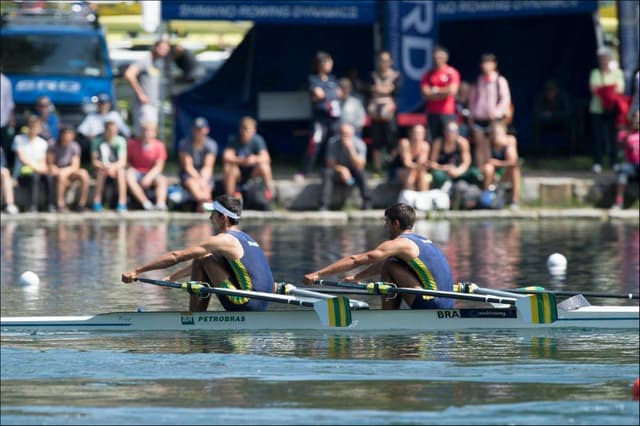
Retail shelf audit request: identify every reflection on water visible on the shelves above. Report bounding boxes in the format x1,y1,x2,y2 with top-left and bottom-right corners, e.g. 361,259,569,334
1,219,639,315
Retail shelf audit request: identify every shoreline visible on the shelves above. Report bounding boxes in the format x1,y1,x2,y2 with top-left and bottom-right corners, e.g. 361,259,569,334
1,207,638,224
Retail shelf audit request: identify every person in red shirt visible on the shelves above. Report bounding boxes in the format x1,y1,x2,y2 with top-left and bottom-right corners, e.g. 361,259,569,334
126,122,168,210
420,46,461,142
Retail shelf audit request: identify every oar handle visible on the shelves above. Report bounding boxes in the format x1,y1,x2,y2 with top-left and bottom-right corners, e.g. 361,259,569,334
136,277,183,290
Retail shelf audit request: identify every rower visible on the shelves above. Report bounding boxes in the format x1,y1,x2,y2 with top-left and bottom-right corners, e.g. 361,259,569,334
122,195,275,312
304,203,454,310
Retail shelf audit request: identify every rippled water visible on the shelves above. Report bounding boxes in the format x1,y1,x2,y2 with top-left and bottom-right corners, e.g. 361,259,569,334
1,218,639,424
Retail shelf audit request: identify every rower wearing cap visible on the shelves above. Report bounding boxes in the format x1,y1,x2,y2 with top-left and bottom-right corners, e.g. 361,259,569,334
122,195,274,311
304,203,454,309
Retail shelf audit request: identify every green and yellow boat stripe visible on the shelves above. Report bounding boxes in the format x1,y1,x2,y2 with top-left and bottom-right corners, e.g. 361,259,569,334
529,293,557,324
408,258,437,300
326,296,351,327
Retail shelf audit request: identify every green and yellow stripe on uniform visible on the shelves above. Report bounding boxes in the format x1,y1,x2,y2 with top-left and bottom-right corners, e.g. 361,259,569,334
407,258,437,300
219,259,254,305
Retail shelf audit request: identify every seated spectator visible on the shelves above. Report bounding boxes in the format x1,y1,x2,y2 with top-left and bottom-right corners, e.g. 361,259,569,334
390,124,430,191
613,111,639,209
532,80,573,156
429,121,473,191
469,54,512,169
47,127,90,212
223,116,273,201
369,51,400,175
12,115,49,212
480,121,521,209
32,96,60,143
320,123,371,210
126,122,168,211
1,147,18,214
91,117,128,212
178,117,217,212
338,78,366,137
77,93,130,162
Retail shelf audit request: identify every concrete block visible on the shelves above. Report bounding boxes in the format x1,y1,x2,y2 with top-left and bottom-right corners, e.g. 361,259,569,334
539,181,573,206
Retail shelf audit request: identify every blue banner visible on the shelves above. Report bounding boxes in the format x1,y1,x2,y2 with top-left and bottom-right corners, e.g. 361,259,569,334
387,0,437,112
162,0,378,24
434,0,597,21
618,0,639,95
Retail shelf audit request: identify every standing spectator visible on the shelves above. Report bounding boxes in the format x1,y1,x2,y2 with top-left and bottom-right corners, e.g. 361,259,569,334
1,72,15,170
455,80,472,138
126,122,168,211
33,96,60,143
338,78,366,137
77,93,130,161
124,39,170,135
296,51,340,181
171,44,206,83
391,124,430,191
589,47,625,173
1,147,18,214
429,121,473,190
480,121,521,209
613,111,639,209
178,117,218,212
91,117,128,212
345,65,368,102
223,117,273,201
369,51,401,175
468,53,512,169
12,115,49,212
532,80,573,156
47,127,90,212
420,46,460,142
320,123,371,211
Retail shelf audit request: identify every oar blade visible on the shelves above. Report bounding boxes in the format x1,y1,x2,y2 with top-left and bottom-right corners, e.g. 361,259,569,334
314,296,352,328
515,293,558,324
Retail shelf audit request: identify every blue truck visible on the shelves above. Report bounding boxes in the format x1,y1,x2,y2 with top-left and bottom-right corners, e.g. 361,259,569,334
0,3,114,128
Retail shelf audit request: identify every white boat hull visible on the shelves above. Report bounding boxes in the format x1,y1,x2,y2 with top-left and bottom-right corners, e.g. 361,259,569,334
2,306,638,333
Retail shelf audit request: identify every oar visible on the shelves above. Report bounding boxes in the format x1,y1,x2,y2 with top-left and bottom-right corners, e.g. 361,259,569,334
498,285,639,300
135,277,352,327
315,280,557,324
275,282,369,310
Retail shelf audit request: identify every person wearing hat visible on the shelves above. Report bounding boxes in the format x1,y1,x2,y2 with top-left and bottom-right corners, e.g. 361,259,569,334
178,117,218,212
122,194,275,312
77,93,130,164
90,113,128,213
589,47,625,174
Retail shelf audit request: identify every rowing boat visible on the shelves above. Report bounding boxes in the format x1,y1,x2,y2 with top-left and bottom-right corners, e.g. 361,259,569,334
2,304,638,333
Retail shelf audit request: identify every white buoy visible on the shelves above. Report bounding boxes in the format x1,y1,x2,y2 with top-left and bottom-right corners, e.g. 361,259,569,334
547,253,567,277
19,271,40,286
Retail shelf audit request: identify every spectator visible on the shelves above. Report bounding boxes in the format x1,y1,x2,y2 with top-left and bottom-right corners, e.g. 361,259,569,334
589,47,625,173
532,80,573,156
628,67,639,118
47,127,90,212
455,80,472,138
223,116,273,201
429,121,473,191
171,44,206,83
12,115,49,212
1,147,18,214
126,122,168,211
1,72,15,170
91,117,128,212
391,124,430,191
338,78,366,137
613,111,639,209
178,117,217,212
320,123,371,211
368,51,401,175
480,121,521,209
124,39,170,135
468,53,512,169
345,65,368,102
77,93,130,145
420,46,460,142
297,51,340,181
33,96,60,143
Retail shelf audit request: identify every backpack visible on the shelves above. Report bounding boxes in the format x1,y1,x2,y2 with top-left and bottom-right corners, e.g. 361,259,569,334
241,178,272,211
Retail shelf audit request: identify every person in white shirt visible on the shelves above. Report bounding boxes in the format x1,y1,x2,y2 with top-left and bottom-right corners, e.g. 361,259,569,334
12,116,50,212
77,93,129,162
